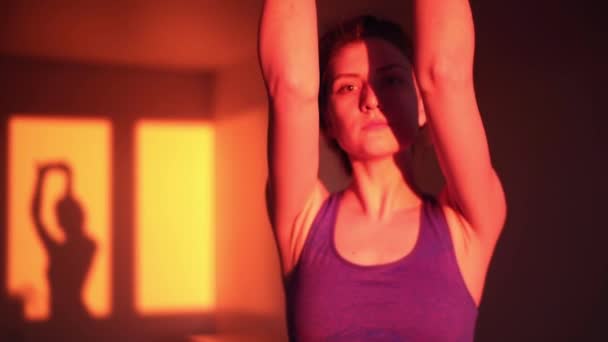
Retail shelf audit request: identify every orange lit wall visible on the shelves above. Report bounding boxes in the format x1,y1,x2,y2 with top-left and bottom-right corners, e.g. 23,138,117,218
7,116,111,320
135,121,215,314
213,61,287,338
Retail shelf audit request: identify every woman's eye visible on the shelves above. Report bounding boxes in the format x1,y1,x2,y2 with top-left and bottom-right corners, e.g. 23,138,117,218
337,84,357,94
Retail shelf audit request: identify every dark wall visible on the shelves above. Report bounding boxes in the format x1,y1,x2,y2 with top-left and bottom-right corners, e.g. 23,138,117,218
471,1,605,341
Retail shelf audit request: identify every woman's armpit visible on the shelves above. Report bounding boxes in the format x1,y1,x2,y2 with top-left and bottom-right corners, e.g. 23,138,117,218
282,180,329,274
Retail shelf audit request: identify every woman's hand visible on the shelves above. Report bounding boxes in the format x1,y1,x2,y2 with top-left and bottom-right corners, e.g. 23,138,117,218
37,161,70,174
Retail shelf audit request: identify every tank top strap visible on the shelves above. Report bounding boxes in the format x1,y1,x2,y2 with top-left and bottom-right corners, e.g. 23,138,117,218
418,195,456,254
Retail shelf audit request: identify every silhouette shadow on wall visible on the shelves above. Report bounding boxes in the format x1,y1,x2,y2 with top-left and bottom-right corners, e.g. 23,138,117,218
13,157,220,342
31,162,97,323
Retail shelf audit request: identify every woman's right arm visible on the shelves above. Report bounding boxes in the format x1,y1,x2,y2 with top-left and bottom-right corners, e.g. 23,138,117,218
258,0,327,273
32,165,55,250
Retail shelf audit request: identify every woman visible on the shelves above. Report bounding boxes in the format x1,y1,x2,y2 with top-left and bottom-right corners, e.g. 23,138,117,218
32,162,96,321
258,0,506,340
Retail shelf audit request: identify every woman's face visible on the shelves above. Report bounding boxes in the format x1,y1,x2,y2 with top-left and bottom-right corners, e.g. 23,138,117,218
325,38,423,162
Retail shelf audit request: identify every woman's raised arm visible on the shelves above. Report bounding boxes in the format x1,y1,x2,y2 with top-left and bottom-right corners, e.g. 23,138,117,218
258,0,326,272
412,0,507,246
32,165,56,250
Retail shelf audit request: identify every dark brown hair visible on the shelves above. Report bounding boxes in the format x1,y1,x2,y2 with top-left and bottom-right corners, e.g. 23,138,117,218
318,15,414,174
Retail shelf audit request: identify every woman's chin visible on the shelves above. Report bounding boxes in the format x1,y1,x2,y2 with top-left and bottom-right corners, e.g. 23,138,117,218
357,145,401,161
363,138,401,155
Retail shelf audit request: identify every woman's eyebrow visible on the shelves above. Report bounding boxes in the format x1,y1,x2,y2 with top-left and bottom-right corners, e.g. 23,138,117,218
375,63,410,73
330,64,409,83
331,73,361,83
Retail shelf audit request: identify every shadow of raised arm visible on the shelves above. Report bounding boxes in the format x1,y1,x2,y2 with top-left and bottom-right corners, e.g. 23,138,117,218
31,163,57,251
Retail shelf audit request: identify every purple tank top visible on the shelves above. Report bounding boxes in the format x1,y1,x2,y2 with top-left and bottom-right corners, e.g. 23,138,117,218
286,192,478,341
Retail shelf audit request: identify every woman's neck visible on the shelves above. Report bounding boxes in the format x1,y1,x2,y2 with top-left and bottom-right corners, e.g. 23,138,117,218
346,152,422,221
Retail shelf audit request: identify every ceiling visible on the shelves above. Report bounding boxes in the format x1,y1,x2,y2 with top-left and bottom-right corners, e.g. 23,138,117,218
0,0,409,71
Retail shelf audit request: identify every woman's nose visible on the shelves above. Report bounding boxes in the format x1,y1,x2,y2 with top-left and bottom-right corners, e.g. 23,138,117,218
359,83,380,112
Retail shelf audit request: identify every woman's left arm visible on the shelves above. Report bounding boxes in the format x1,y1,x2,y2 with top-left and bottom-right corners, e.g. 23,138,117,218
413,0,506,245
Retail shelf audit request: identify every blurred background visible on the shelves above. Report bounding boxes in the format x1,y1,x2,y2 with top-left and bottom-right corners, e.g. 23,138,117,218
0,0,604,341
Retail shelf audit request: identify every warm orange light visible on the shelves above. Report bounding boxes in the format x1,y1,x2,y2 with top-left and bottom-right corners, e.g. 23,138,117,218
7,115,111,320
135,121,215,314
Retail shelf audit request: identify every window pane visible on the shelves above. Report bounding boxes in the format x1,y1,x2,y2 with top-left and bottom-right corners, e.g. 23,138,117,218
135,121,215,314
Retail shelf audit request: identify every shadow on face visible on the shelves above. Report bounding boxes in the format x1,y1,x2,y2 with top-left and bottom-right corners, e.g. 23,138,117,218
323,38,424,161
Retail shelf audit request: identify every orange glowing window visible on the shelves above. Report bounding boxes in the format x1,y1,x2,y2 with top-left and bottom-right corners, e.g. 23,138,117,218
7,115,111,321
135,121,215,314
